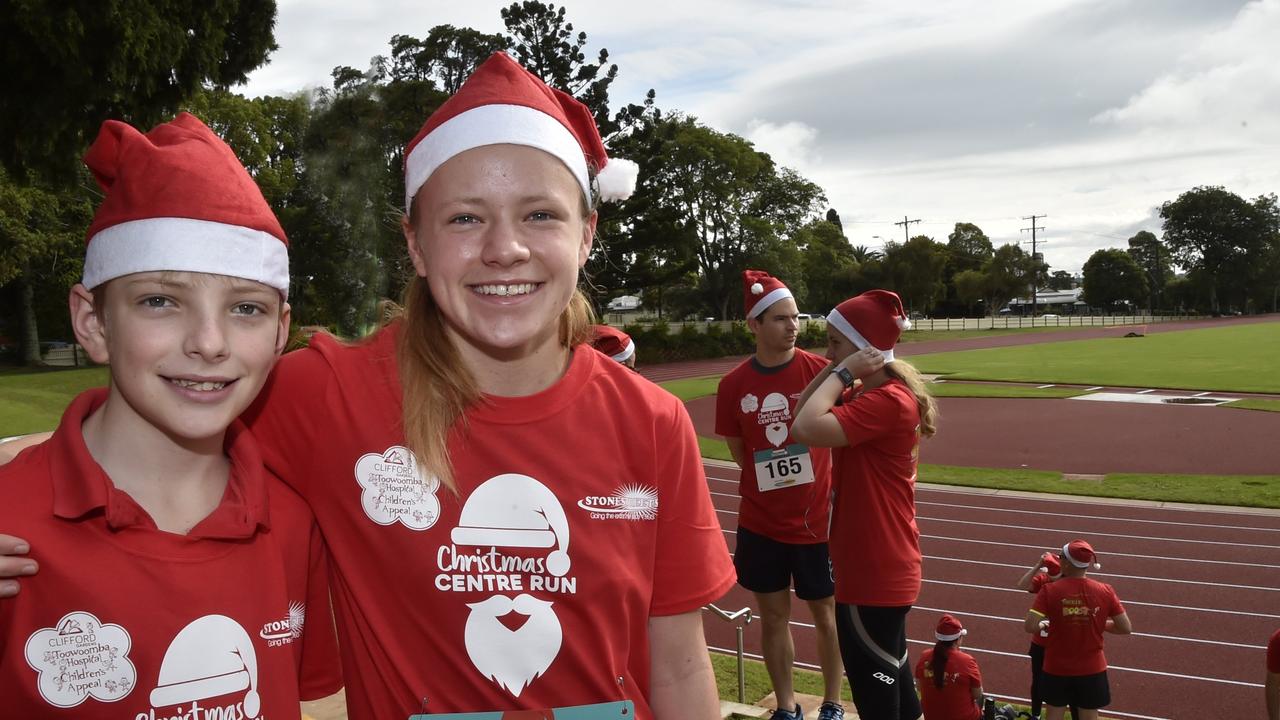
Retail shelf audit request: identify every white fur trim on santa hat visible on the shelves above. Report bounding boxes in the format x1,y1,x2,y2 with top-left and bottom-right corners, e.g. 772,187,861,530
611,338,636,363
935,627,967,642
404,104,590,210
596,157,638,202
826,309,896,363
1063,542,1101,570
83,218,289,294
748,286,793,319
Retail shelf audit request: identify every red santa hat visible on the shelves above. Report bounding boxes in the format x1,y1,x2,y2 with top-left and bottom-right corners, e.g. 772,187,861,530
826,289,911,362
403,51,638,211
591,325,635,364
934,614,967,642
743,269,794,319
1063,539,1101,570
81,112,289,295
1041,552,1063,578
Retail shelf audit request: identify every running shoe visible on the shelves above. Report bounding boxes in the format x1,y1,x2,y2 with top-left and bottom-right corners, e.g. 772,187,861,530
769,704,803,720
817,701,845,720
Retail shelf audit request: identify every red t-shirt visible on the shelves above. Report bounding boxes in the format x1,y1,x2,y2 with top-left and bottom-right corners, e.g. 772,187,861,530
0,389,341,719
1027,573,1055,646
1031,576,1125,675
243,326,736,719
715,350,832,543
829,379,922,606
1268,629,1280,673
914,647,982,720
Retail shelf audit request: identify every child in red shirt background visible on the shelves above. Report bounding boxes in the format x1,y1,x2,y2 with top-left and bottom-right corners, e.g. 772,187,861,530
915,614,984,720
1025,540,1132,720
1015,551,1076,720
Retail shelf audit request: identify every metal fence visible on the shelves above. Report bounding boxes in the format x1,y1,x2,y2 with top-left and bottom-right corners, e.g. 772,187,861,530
606,313,1193,334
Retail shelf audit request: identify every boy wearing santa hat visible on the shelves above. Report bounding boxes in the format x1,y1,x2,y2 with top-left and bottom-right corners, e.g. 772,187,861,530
1024,540,1132,720
0,113,341,718
715,270,843,720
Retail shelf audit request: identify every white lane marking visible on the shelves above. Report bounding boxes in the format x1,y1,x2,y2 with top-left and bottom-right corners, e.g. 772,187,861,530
923,578,1280,619
715,508,740,516
921,533,1280,569
710,490,739,500
916,499,1280,533
1036,384,1055,389
1085,386,1104,391
911,605,1265,650
1136,389,1156,394
924,555,1280,593
917,515,1280,550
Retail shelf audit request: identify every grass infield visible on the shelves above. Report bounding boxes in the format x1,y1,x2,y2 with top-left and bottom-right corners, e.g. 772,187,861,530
910,321,1280,393
0,366,109,437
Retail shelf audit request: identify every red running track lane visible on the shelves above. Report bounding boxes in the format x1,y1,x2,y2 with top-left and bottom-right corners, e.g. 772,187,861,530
685,395,1280,476
699,462,1280,720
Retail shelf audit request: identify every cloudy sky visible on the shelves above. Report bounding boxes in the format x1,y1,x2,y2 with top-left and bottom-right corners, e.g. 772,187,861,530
240,0,1280,274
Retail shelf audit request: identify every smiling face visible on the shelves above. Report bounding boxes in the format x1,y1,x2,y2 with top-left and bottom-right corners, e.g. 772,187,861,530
402,144,595,363
74,271,289,444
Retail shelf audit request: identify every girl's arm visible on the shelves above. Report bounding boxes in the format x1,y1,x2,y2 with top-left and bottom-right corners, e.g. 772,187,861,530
648,610,720,720
1015,552,1052,591
792,348,884,448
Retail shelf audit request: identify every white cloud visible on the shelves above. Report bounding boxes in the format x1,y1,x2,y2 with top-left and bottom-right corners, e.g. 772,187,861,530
744,120,821,174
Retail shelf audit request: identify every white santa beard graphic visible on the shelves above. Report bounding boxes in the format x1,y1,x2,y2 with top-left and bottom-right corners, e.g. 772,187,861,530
464,594,563,697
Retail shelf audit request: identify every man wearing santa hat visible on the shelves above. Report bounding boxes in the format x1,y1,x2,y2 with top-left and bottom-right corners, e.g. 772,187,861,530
715,270,843,720
1024,540,1132,720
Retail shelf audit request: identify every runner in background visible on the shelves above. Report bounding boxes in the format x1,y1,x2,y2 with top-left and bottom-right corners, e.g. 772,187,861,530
715,270,844,720
914,614,983,720
792,289,936,720
590,324,637,368
1015,551,1075,720
1024,540,1132,720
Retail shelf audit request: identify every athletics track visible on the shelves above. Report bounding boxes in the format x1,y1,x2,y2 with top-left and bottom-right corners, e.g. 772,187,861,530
637,317,1280,718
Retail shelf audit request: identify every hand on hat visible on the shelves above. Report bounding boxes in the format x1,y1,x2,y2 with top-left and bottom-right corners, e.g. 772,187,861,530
840,347,885,379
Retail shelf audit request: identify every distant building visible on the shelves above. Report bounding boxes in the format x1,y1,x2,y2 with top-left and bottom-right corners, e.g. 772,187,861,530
1002,288,1088,314
606,294,642,312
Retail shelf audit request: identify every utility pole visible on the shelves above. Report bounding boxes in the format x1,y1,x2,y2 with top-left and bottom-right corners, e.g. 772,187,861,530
1020,214,1047,317
894,215,921,244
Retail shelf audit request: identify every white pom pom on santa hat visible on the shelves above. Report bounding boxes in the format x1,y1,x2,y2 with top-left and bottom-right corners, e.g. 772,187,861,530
597,157,638,202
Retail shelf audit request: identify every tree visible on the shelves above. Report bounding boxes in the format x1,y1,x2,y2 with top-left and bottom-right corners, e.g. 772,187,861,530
1160,186,1278,313
501,2,620,133
0,1,278,184
1046,270,1076,291
952,269,987,316
849,245,882,264
882,235,947,313
825,208,844,233
0,169,93,364
1081,248,1147,310
1125,230,1171,310
946,222,994,273
796,219,856,312
982,244,1039,314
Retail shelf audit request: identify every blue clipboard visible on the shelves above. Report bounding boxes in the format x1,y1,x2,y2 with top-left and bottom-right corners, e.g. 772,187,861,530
409,699,635,719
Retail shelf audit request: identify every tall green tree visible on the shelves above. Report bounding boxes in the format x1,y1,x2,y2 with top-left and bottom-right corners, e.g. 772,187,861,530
795,219,855,312
1125,230,1171,310
0,169,93,364
952,269,987,316
982,244,1039,313
1046,270,1076,291
946,222,994,273
883,235,947,313
1,1,278,184
1160,186,1277,313
1081,248,1147,309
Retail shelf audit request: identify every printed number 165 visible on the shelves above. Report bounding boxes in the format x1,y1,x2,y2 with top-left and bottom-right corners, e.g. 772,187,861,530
766,457,802,479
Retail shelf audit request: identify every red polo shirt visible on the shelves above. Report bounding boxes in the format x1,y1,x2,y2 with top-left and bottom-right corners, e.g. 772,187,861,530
0,389,341,719
914,647,982,720
1031,576,1124,676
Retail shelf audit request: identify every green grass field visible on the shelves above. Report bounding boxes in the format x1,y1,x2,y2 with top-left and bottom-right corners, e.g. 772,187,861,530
0,366,110,437
910,321,1280,393
928,382,1086,399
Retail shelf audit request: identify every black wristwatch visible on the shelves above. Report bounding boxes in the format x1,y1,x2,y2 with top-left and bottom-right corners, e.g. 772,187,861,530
834,366,856,387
